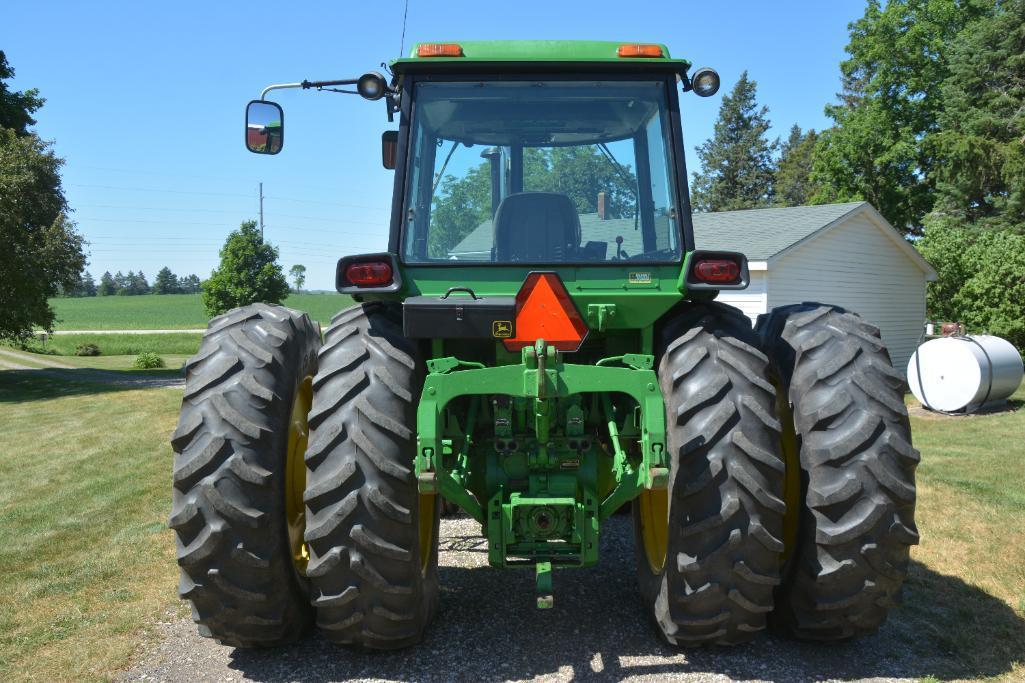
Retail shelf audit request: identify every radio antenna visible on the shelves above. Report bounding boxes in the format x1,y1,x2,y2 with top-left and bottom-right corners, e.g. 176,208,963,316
399,0,410,57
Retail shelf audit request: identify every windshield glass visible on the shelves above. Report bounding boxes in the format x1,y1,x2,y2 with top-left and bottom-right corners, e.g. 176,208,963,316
402,80,680,264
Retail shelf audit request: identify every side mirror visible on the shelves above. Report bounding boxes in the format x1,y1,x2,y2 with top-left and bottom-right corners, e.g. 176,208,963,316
382,130,398,169
246,100,284,154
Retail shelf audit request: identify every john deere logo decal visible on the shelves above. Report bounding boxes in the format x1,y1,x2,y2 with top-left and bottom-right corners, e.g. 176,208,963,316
628,272,652,284
492,320,512,338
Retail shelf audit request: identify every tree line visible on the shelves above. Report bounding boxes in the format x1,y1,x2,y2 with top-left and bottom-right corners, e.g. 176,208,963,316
692,0,1024,347
64,268,203,297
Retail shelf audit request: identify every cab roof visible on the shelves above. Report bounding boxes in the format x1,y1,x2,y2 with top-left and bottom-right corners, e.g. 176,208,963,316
391,40,691,74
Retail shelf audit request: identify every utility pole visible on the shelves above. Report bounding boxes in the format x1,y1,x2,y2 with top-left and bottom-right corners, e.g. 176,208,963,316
258,182,265,240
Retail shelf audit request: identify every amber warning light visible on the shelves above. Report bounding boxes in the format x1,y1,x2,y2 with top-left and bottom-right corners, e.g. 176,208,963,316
504,272,588,353
617,44,664,58
417,43,465,57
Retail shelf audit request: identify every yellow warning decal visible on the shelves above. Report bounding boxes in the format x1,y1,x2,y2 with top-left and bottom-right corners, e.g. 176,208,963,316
628,272,652,284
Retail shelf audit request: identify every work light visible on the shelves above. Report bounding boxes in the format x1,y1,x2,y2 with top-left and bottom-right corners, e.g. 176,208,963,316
690,67,720,97
357,72,388,101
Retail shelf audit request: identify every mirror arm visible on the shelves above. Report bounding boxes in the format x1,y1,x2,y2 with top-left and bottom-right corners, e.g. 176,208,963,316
302,78,359,89
260,78,399,101
260,82,305,100
258,79,359,100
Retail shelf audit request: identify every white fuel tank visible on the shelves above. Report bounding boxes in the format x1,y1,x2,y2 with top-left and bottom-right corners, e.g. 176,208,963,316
907,335,1024,412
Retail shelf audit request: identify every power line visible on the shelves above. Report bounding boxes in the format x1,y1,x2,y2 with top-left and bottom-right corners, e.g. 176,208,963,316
67,183,390,212
74,206,387,226
264,195,388,211
67,183,255,198
75,203,248,214
75,217,385,232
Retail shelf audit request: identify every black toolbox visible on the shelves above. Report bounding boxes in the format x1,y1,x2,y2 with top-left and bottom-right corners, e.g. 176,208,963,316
403,288,516,340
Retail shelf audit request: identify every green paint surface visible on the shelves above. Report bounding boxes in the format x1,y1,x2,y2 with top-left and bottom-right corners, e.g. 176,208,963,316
393,40,690,68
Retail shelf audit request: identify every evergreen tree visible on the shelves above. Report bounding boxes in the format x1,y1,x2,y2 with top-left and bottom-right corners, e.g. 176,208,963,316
202,220,289,316
79,270,97,297
928,0,1025,232
690,72,777,212
154,266,179,294
116,271,132,295
180,274,202,293
811,0,988,234
132,271,150,295
774,125,820,207
98,270,117,296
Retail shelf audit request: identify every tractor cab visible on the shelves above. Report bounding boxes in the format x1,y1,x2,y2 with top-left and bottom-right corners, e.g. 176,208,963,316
398,76,680,265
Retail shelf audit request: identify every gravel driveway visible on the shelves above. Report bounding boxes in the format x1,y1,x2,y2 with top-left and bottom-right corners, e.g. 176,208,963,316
121,512,979,683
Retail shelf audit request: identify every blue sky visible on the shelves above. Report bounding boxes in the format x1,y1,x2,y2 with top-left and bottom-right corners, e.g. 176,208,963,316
5,0,864,290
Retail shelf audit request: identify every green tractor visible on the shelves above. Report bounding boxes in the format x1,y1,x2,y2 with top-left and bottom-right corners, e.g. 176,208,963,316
170,41,919,648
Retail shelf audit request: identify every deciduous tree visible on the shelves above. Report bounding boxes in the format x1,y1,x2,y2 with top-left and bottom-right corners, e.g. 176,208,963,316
202,220,289,316
0,51,43,134
811,0,987,234
289,264,306,293
0,52,85,340
917,221,1025,349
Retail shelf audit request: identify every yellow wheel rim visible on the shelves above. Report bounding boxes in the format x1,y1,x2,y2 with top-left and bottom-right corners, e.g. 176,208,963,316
638,488,669,574
418,493,435,574
285,375,314,576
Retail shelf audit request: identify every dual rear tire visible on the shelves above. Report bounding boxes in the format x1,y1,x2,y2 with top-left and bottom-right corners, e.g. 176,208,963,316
170,302,436,648
636,301,919,645
635,302,785,645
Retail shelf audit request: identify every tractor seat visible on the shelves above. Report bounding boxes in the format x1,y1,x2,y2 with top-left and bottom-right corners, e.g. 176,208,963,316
493,192,580,262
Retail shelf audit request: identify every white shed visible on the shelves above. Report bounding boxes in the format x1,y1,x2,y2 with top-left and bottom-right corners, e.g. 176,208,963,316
694,202,937,372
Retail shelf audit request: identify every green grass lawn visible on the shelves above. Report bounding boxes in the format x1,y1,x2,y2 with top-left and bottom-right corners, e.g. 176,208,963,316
0,373,183,681
47,293,353,330
19,333,202,357
0,369,1021,680
900,389,1025,676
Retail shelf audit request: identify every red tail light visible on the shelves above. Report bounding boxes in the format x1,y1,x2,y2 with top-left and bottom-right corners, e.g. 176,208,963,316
345,261,393,287
693,259,740,283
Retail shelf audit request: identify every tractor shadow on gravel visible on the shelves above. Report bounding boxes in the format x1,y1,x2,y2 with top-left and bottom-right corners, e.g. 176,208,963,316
224,515,1025,682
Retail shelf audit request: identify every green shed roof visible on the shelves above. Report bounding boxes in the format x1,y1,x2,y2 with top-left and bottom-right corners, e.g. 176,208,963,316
691,202,867,259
